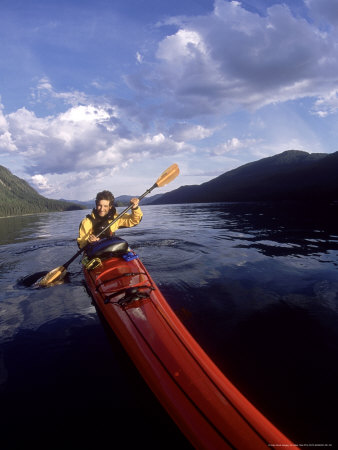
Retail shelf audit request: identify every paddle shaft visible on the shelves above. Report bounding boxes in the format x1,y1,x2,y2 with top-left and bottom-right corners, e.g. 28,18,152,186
63,182,158,269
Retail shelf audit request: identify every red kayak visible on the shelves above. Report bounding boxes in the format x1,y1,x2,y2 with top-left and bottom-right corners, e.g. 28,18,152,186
83,237,296,449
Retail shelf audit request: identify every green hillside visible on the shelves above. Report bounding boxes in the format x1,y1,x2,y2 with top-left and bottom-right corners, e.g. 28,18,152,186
0,165,84,217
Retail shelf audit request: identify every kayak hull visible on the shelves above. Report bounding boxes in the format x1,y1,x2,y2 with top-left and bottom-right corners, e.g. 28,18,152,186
83,245,296,449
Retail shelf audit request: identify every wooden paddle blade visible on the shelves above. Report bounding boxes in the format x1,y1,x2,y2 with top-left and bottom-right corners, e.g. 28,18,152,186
39,266,67,287
155,163,179,187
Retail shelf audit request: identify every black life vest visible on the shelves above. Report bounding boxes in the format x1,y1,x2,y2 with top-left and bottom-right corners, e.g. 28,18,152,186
86,208,116,239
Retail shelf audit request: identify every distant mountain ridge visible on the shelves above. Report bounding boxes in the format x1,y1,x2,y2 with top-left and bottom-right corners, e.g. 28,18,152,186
115,194,164,206
63,194,163,209
150,150,338,204
0,165,84,217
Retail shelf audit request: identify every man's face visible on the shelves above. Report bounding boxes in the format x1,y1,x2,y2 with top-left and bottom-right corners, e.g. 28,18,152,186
96,200,111,217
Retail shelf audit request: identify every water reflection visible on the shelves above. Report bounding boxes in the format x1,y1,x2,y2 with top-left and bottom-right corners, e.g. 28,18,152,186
1,313,192,449
0,214,48,244
0,209,90,245
166,202,338,260
1,202,338,447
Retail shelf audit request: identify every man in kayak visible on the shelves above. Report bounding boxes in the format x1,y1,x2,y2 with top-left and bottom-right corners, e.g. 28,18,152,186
77,190,142,248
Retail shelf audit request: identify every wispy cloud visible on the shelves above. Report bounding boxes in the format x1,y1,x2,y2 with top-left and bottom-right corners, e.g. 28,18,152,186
31,77,89,107
169,122,215,142
212,137,261,156
305,0,338,26
312,90,338,117
128,0,338,119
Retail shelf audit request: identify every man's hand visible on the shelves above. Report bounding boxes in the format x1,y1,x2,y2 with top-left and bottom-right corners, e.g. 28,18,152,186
88,234,100,243
130,198,139,209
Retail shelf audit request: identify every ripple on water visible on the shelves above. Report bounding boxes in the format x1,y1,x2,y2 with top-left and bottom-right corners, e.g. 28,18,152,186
1,203,338,447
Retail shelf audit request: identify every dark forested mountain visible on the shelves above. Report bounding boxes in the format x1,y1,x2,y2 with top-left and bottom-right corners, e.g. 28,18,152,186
150,150,338,204
114,194,164,206
0,165,84,217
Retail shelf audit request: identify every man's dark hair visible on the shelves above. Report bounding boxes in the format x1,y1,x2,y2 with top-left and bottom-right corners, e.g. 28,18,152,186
95,190,115,206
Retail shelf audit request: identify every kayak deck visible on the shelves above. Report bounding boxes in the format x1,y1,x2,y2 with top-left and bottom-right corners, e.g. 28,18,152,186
83,246,296,449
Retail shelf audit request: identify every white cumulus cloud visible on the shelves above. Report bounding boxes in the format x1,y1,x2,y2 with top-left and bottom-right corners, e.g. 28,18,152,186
30,174,54,194
0,101,17,152
0,81,194,197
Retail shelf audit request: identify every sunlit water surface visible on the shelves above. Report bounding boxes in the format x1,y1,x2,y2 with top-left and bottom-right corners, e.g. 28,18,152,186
1,202,338,448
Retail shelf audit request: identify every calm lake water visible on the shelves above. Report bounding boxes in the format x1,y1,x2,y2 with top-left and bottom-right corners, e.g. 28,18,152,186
1,202,338,449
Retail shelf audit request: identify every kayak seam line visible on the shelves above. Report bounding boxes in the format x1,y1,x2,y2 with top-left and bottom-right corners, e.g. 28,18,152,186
123,307,237,450
148,297,272,447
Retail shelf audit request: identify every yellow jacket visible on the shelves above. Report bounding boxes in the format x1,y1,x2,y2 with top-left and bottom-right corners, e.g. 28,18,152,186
77,206,143,248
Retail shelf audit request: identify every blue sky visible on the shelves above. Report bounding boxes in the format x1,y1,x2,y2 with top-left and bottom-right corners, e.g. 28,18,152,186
1,0,338,200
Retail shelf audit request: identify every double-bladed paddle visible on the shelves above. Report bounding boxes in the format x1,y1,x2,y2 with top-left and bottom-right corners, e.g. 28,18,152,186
27,163,179,287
